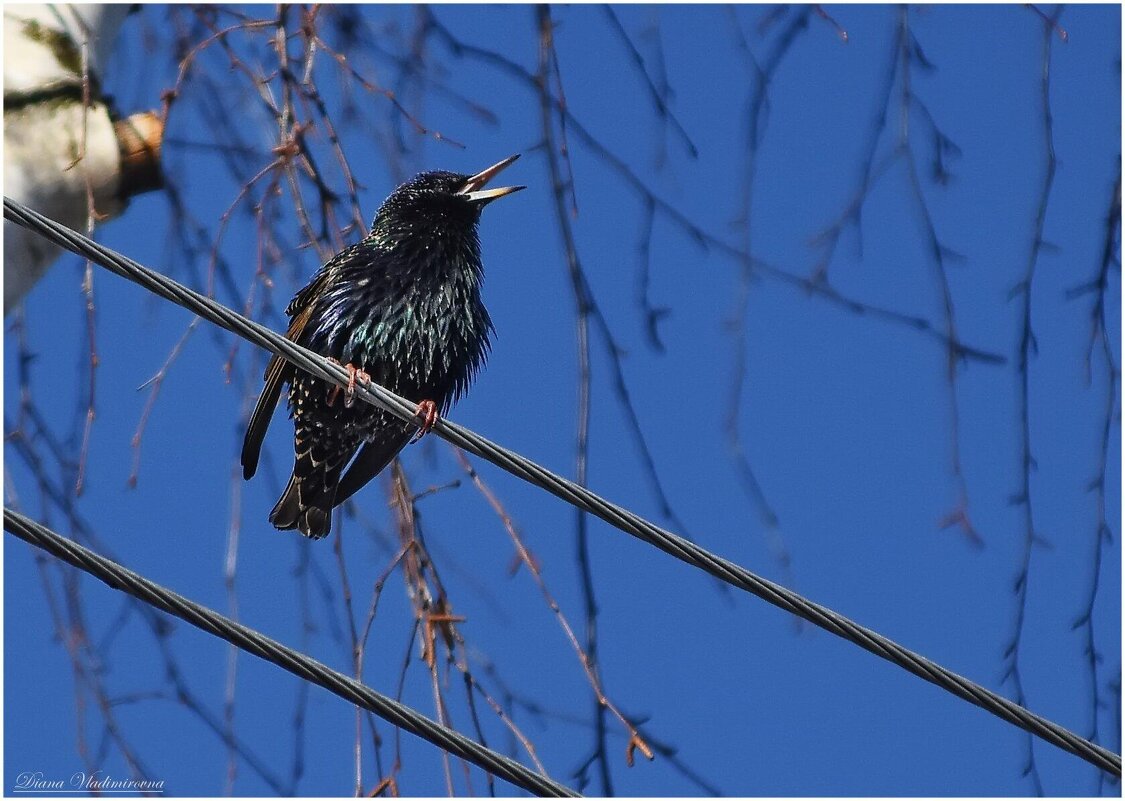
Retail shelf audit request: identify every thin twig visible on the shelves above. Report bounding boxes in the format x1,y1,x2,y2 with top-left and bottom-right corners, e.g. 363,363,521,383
1003,7,1065,793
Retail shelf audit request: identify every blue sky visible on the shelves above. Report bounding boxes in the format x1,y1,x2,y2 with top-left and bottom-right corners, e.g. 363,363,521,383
4,4,1121,796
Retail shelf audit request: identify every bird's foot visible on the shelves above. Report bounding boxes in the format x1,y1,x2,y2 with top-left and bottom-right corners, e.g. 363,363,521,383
343,366,371,408
325,358,370,409
411,399,439,442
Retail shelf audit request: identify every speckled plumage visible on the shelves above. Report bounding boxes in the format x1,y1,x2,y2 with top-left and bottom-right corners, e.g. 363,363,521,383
241,161,522,538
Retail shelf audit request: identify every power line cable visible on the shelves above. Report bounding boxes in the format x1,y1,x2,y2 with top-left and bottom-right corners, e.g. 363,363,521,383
4,196,1119,779
3,508,581,798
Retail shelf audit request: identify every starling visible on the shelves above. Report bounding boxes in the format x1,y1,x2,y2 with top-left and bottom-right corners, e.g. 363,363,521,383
241,155,524,539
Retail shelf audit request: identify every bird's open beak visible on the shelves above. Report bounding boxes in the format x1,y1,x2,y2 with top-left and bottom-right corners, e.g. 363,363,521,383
458,154,525,204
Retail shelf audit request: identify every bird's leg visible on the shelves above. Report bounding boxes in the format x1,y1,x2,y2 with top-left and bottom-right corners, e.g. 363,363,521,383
325,358,343,406
324,358,370,409
343,366,371,409
410,400,439,442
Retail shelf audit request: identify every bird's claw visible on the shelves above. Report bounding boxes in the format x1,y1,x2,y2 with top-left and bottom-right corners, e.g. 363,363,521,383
411,400,439,443
344,366,370,408
325,358,369,409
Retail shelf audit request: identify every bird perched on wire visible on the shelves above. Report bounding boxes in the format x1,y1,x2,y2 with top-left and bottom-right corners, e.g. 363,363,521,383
241,155,524,539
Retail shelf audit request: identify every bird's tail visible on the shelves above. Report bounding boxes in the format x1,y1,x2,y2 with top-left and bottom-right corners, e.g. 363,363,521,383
270,423,355,539
269,475,332,539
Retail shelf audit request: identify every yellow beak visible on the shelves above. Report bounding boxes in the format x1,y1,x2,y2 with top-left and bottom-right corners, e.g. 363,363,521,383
458,154,525,204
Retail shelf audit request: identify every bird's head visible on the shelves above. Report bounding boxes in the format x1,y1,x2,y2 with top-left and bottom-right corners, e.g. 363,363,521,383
370,155,524,252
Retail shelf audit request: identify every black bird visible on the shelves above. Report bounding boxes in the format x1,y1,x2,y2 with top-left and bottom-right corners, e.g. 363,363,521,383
241,155,524,539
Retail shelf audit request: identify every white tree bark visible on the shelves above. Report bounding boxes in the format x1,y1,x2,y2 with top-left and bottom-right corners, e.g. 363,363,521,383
3,5,158,314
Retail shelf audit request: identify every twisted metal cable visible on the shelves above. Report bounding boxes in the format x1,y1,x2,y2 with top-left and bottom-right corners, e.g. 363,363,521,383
3,509,581,798
4,196,1120,779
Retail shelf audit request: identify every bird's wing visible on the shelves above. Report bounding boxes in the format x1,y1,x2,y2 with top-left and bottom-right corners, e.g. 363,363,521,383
285,257,335,317
333,427,412,508
241,252,343,481
243,241,391,483
240,306,316,480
